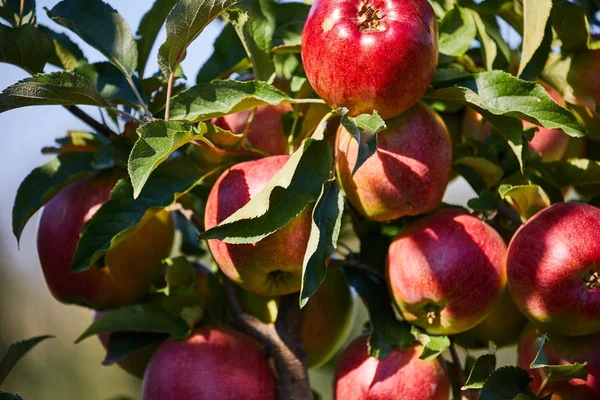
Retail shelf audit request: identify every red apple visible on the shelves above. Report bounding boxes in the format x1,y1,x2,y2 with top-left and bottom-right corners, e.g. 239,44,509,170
507,202,600,336
334,335,450,400
302,0,438,119
204,156,312,296
386,209,507,335
142,326,275,400
336,102,452,222
37,173,175,309
518,323,600,399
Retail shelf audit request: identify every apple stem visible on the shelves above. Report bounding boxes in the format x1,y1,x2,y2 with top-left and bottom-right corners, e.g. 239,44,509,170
224,280,312,400
536,375,550,396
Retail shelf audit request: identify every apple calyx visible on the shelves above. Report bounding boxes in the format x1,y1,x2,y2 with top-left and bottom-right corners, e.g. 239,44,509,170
583,270,600,290
358,2,386,32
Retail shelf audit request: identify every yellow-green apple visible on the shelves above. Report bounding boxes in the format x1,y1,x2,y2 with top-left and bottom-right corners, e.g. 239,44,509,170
454,289,526,349
334,335,450,400
238,268,357,368
142,326,275,400
518,323,600,399
204,156,312,296
37,173,174,309
336,102,452,222
507,202,600,336
302,0,438,119
386,209,507,335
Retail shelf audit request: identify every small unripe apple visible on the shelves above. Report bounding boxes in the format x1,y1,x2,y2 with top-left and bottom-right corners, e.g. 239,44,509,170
142,326,275,400
302,0,438,119
454,289,526,349
336,102,452,222
37,173,175,309
334,335,450,400
507,202,600,336
518,323,600,399
204,156,312,296
386,209,507,335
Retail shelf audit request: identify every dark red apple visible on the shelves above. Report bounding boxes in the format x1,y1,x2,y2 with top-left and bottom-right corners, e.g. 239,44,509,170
507,202,600,336
302,0,438,119
37,173,175,309
386,209,507,335
518,323,600,399
334,335,450,400
142,326,275,400
336,102,452,221
204,156,312,296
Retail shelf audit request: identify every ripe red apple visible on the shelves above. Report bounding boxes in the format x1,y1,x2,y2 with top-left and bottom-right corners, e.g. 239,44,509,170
238,268,357,368
386,209,507,335
507,202,600,336
454,289,526,349
204,155,312,296
334,335,450,400
302,0,438,119
142,326,275,400
518,323,600,399
336,102,452,222
37,173,175,309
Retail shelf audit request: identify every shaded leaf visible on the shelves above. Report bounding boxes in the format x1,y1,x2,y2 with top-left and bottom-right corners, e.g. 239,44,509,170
455,156,504,188
0,24,54,73
75,62,144,107
463,354,497,390
339,111,386,174
38,25,87,70
553,0,591,53
471,10,497,71
438,6,476,61
196,23,248,83
0,335,53,386
0,0,35,26
530,333,589,382
518,0,552,77
103,331,167,366
479,366,536,400
542,158,600,187
499,184,551,220
0,393,24,400
411,327,450,360
137,0,178,78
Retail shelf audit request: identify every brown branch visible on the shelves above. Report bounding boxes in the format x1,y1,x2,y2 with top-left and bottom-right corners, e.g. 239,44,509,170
329,258,386,281
64,105,117,138
448,339,466,399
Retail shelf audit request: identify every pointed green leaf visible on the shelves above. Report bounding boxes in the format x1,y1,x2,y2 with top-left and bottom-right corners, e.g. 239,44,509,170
75,62,145,107
479,366,536,400
471,10,497,71
438,6,476,61
530,333,589,382
499,184,551,220
300,179,344,308
340,111,386,174
518,0,553,77
411,327,450,360
553,0,591,53
542,158,600,187
38,25,87,70
463,354,497,390
455,157,504,188
137,0,178,78
0,24,54,73
103,332,167,366
0,335,53,386
196,23,248,83
0,0,35,26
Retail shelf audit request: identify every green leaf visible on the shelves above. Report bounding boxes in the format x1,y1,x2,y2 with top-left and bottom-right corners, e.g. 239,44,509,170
299,179,344,308
530,333,589,382
339,111,386,174
0,0,35,26
136,0,178,78
553,0,591,53
103,331,167,366
471,10,497,71
463,354,497,390
76,303,189,343
432,68,473,88
75,62,144,107
0,71,112,113
455,156,504,188
48,0,138,77
479,366,536,400
169,79,291,123
438,6,476,61
518,0,552,78
0,335,53,386
71,157,210,273
12,152,95,243
0,392,24,400
129,121,205,198
38,25,87,70
542,158,600,187
411,327,450,360
196,23,248,83
0,24,54,73
342,267,415,359
160,256,198,296
200,139,332,243
499,184,550,220
158,0,242,77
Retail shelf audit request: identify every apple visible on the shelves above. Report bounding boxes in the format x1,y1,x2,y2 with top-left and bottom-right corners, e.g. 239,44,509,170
454,289,526,349
507,202,600,336
142,326,275,400
462,107,492,142
302,0,438,119
386,209,507,335
569,48,600,110
204,155,312,296
238,268,357,368
336,102,452,222
37,173,175,309
334,335,450,400
518,323,600,399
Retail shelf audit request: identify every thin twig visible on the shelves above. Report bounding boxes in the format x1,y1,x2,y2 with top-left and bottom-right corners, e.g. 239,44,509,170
536,375,550,397
63,106,117,138
449,339,466,397
18,0,25,26
329,259,386,281
289,98,327,105
164,72,176,121
125,75,152,120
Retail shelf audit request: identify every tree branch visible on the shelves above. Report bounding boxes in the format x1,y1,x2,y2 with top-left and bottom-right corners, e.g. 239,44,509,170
329,258,386,281
448,339,466,398
63,105,117,138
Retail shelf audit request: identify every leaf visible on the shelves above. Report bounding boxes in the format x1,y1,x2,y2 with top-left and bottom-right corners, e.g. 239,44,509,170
71,157,209,273
196,23,248,83
0,0,35,26
103,331,167,366
530,333,589,382
553,0,591,53
38,25,87,70
0,393,24,400
455,157,504,188
518,0,552,77
169,79,291,122
479,366,536,400
76,303,189,343
75,62,144,107
339,111,386,174
158,0,243,77
200,139,332,243
463,354,497,390
542,158,600,187
411,327,450,360
48,0,137,77
299,179,344,308
499,184,551,220
128,121,205,198
0,71,112,113
136,0,178,78
471,10,497,71
0,335,53,386
342,267,415,359
438,6,476,61
12,152,96,243
0,24,54,73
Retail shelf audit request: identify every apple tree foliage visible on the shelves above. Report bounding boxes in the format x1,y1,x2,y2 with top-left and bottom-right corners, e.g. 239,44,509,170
1,0,600,398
